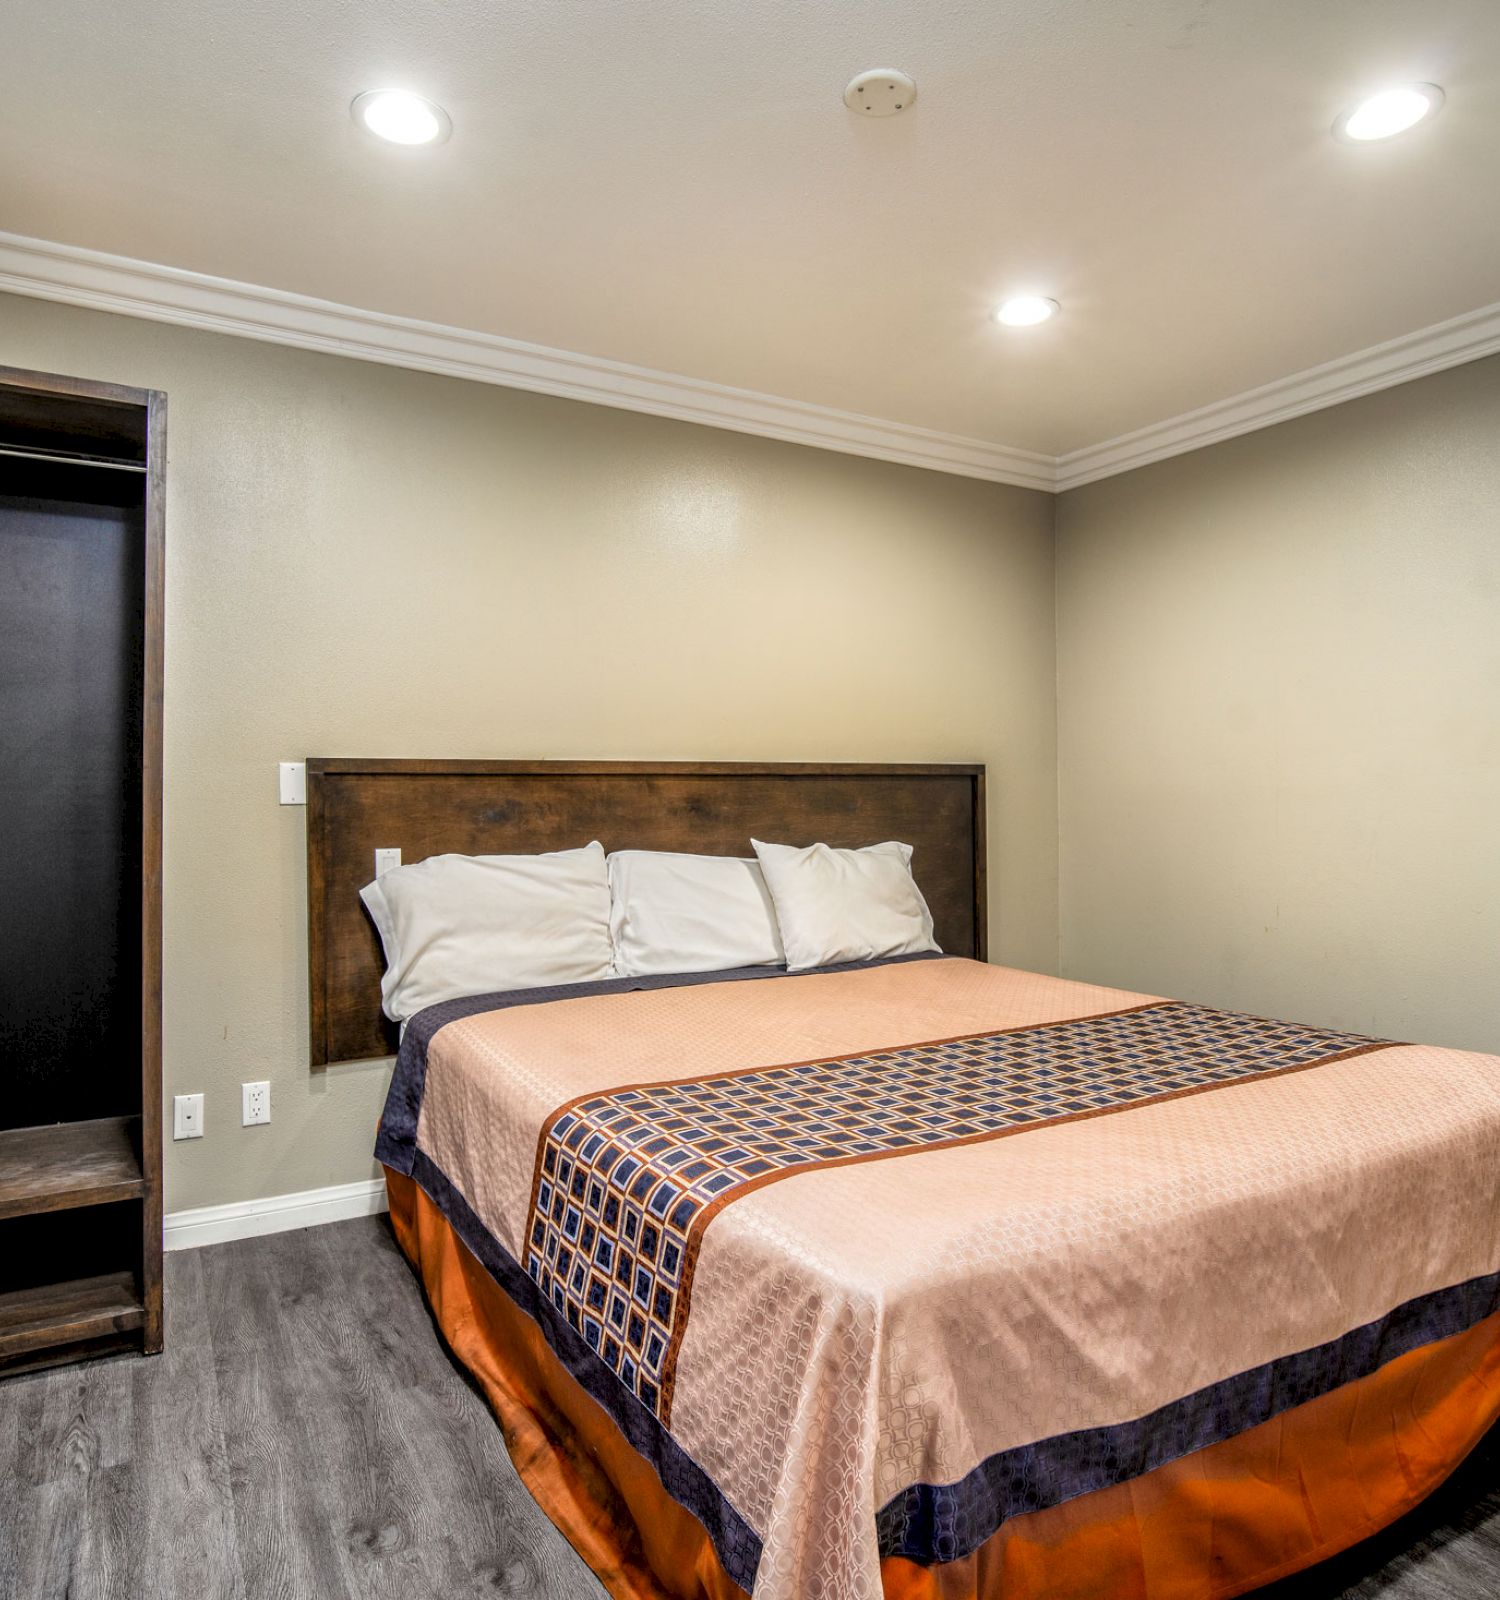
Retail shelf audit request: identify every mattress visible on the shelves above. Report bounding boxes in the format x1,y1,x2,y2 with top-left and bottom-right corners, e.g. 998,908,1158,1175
376,954,1500,1599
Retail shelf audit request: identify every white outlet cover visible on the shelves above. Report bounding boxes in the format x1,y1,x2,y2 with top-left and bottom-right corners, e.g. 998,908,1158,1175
278,761,307,805
173,1092,204,1140
242,1080,271,1127
375,847,402,877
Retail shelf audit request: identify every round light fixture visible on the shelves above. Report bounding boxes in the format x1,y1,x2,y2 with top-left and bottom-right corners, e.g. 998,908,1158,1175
994,295,1060,327
351,89,452,146
1335,84,1443,142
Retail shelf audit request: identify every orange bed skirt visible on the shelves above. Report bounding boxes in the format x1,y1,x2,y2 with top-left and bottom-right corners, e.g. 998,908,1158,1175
385,1165,1500,1600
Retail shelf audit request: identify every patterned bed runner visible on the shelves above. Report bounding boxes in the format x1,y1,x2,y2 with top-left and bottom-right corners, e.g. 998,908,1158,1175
525,1000,1384,1422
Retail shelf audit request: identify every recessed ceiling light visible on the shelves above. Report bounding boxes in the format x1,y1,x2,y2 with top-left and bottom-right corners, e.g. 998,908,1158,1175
994,296,1060,327
1335,84,1443,142
351,90,452,146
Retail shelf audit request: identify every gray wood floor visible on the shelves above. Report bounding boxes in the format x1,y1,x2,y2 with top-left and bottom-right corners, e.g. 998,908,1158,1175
1,1216,1496,1600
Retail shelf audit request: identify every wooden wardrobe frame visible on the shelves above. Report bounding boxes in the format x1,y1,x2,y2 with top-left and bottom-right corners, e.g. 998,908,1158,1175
0,364,164,1369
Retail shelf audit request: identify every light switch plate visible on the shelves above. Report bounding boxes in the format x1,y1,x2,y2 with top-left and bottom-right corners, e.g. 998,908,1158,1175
173,1093,204,1140
278,761,307,805
375,847,402,877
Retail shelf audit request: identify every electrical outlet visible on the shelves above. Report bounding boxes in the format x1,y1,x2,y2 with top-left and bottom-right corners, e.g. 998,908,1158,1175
173,1093,204,1140
242,1080,271,1127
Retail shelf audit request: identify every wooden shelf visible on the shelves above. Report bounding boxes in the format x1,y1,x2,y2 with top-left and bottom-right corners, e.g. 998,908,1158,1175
0,1116,146,1221
0,1271,144,1362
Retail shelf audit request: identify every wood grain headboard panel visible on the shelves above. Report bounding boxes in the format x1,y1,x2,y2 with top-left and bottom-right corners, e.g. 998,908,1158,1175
306,759,986,1067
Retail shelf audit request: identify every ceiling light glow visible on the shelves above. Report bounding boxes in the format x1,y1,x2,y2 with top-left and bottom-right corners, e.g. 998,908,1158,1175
1336,84,1442,142
352,90,452,146
994,295,1060,327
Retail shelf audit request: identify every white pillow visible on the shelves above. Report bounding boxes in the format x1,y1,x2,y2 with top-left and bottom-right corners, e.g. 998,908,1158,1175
608,850,785,977
360,842,613,1022
749,839,940,972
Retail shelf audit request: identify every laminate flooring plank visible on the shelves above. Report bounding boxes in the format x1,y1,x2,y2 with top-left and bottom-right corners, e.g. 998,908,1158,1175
113,1246,244,1600
274,1223,431,1600
72,1462,149,1600
0,1363,63,1599
2,1325,137,1598
0,1384,22,1600
15,1327,134,1486
330,1216,607,1598
201,1229,356,1600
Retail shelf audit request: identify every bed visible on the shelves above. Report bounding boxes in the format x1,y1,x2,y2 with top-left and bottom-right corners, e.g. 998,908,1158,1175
307,759,1500,1600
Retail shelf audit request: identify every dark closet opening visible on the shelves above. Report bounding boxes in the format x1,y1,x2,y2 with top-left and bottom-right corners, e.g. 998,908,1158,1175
0,368,163,1373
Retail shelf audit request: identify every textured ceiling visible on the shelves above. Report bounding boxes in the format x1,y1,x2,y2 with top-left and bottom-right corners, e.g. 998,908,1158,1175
2,0,1498,456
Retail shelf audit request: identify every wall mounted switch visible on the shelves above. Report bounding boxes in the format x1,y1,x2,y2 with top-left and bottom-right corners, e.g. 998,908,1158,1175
374,847,402,877
278,762,307,805
173,1093,204,1140
242,1080,271,1127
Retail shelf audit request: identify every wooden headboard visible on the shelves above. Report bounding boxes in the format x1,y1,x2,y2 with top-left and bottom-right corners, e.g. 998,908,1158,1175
305,758,986,1067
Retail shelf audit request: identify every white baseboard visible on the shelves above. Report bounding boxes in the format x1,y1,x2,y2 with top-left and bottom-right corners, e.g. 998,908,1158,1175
163,1175,389,1252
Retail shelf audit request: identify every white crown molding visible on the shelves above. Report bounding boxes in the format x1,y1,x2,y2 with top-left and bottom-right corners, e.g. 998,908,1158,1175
0,231,1055,491
1055,299,1500,491
3,230,1498,494
164,1175,388,1251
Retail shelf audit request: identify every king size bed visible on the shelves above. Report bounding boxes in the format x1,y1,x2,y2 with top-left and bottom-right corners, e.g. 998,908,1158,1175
306,759,1500,1600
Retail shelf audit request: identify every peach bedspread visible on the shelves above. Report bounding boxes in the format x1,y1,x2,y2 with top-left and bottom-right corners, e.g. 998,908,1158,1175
379,956,1500,1599
386,1168,1500,1600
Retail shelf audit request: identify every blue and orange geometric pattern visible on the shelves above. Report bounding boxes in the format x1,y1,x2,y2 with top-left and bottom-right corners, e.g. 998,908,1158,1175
524,1001,1383,1422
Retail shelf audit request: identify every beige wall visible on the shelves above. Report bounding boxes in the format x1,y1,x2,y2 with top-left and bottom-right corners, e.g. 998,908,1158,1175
1056,355,1500,1053
0,291,1060,1213
11,283,1492,1214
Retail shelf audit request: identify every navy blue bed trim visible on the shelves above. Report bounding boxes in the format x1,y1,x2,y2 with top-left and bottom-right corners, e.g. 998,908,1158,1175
376,958,1500,1584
